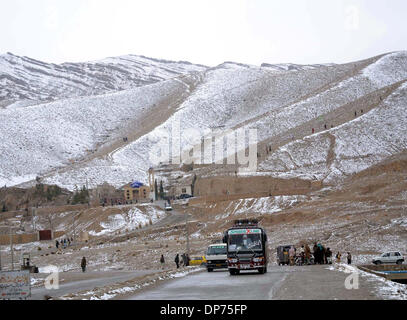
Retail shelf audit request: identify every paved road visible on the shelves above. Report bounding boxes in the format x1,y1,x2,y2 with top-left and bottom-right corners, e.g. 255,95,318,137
129,268,288,300
129,265,383,300
30,270,159,300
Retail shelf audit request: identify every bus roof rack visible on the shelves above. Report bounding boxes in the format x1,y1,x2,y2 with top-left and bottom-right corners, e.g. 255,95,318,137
234,219,258,226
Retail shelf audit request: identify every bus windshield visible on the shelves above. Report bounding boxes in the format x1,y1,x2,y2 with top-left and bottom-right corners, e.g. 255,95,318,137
228,229,262,252
207,245,227,255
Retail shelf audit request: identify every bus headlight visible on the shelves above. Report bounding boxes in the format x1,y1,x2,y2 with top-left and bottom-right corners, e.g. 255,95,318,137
228,258,238,263
253,257,264,263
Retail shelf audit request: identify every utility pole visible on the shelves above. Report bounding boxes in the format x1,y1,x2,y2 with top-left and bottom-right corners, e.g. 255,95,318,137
32,207,36,232
73,212,76,245
185,209,190,257
9,226,14,271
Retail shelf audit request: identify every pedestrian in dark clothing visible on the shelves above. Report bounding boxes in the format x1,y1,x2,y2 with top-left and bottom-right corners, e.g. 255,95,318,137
186,254,190,267
175,254,180,269
81,257,87,272
312,128,315,134
347,252,352,265
56,240,59,249
326,248,333,264
160,254,165,269
324,124,327,130
355,111,357,117
313,243,319,264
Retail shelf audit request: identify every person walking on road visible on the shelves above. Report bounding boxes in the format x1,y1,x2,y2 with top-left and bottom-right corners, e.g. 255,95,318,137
347,252,352,265
81,257,87,272
175,254,180,269
160,254,165,269
56,240,59,250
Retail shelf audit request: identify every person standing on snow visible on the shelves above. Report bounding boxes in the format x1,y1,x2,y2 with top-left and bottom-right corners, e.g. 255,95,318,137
160,254,165,269
174,254,180,269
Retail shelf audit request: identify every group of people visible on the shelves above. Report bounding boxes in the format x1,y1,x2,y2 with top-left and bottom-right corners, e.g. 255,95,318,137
55,237,73,249
173,253,190,269
287,243,352,266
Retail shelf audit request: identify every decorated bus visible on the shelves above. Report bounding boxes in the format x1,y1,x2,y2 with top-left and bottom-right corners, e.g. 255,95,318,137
223,219,268,275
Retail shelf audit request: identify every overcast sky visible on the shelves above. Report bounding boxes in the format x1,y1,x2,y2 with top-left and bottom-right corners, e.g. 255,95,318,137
1,0,406,66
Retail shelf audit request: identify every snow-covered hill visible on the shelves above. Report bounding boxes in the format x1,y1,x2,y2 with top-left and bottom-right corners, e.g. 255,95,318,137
0,52,207,105
1,51,406,190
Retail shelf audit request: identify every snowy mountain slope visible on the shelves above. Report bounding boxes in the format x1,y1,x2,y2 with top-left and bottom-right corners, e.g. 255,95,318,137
0,74,199,187
259,52,407,183
39,58,359,189
0,52,207,104
37,52,406,190
1,52,406,190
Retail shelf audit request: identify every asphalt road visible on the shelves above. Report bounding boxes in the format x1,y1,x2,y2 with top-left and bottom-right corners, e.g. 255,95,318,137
30,270,159,300
129,265,384,300
129,268,288,300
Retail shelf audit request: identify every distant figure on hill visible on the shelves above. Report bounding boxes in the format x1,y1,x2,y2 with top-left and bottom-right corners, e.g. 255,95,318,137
160,254,165,269
347,252,352,265
174,254,180,269
312,128,315,134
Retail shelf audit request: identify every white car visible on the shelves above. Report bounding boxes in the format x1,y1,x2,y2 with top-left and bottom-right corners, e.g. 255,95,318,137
165,204,173,211
372,251,405,265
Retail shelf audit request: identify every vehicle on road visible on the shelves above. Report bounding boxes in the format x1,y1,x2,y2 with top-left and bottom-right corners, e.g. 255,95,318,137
179,194,193,199
164,203,173,211
206,243,228,272
276,245,293,266
223,219,268,275
372,252,405,265
189,256,207,266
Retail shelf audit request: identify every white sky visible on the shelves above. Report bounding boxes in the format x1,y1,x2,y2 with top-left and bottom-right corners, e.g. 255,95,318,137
1,0,406,66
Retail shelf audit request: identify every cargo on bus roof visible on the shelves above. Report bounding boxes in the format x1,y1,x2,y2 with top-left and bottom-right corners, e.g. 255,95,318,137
233,219,259,226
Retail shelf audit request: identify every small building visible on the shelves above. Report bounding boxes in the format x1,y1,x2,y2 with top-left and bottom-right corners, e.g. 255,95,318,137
92,182,124,205
123,181,150,203
175,185,192,197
